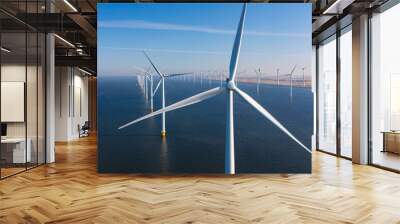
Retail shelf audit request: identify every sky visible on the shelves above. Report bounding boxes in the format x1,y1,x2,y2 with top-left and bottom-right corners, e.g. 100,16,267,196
98,3,312,77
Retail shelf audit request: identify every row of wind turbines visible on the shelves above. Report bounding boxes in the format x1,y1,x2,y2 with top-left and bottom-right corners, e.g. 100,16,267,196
132,53,191,136
119,4,311,174
154,66,309,89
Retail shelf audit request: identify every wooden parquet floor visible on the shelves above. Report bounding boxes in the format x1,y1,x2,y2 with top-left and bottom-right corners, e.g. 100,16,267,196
1,135,400,223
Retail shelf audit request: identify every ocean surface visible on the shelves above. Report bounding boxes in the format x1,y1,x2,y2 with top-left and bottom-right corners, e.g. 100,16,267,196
98,75,313,173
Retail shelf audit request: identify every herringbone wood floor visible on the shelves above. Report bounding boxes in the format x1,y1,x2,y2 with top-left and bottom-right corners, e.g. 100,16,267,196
1,135,400,224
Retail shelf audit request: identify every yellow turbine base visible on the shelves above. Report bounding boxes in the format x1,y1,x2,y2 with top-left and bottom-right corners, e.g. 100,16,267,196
161,131,167,137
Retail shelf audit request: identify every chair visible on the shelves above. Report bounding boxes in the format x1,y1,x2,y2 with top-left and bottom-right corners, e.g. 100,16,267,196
78,121,90,138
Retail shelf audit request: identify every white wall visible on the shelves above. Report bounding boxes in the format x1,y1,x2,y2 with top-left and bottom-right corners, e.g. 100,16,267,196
1,64,38,138
55,66,70,141
71,73,89,138
55,67,89,141
1,65,26,140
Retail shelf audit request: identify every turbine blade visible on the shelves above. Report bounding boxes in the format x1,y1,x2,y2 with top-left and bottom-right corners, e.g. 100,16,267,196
164,72,192,78
119,87,224,130
234,87,311,153
229,3,247,81
153,79,162,96
290,64,297,75
143,51,164,78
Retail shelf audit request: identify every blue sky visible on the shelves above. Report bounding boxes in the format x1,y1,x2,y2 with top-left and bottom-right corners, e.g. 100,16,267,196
98,3,311,77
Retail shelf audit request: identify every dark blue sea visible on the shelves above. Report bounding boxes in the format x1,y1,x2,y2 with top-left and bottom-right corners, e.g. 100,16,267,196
98,75,313,173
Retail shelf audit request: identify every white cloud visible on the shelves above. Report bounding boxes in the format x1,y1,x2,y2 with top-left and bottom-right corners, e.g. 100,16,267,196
101,47,228,55
98,20,308,38
98,20,232,34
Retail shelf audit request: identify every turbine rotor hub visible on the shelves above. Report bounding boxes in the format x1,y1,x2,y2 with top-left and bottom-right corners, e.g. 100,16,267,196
227,80,236,90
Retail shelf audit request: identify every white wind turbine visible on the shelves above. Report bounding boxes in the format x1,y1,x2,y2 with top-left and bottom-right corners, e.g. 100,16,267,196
142,51,191,137
255,68,262,95
118,4,311,174
133,66,152,102
276,68,280,85
220,71,224,87
136,75,145,98
280,65,296,99
289,65,297,99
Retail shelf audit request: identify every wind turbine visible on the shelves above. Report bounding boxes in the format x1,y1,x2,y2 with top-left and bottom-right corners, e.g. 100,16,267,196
255,68,261,95
302,67,306,87
142,51,191,137
289,65,297,99
280,65,296,99
133,66,152,102
276,68,280,85
136,75,145,98
220,71,223,87
118,4,311,174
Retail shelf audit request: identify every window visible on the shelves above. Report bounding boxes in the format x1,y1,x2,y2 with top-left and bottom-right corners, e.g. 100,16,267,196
318,35,337,154
0,1,46,179
370,3,400,171
339,27,352,158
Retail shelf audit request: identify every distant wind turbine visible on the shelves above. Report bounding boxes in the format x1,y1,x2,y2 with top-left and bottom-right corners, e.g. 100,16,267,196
289,65,297,99
280,65,297,99
220,71,224,87
255,68,261,95
118,4,310,174
133,66,152,104
276,68,280,85
136,75,145,97
302,67,306,87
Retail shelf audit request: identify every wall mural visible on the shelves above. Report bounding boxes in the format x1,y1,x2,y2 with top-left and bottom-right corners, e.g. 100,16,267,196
98,3,313,174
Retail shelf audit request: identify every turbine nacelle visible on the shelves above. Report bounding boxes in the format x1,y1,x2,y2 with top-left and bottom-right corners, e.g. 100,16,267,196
226,80,236,90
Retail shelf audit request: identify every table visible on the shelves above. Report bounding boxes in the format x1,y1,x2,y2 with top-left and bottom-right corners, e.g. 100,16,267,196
1,138,31,163
382,131,400,154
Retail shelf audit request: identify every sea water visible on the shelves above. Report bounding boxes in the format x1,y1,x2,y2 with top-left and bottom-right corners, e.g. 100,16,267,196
98,75,313,173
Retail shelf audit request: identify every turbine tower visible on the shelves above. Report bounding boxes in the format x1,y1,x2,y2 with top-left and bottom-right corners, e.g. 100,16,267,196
118,4,311,174
276,68,280,85
220,71,224,87
289,65,297,99
255,68,261,95
302,67,306,87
